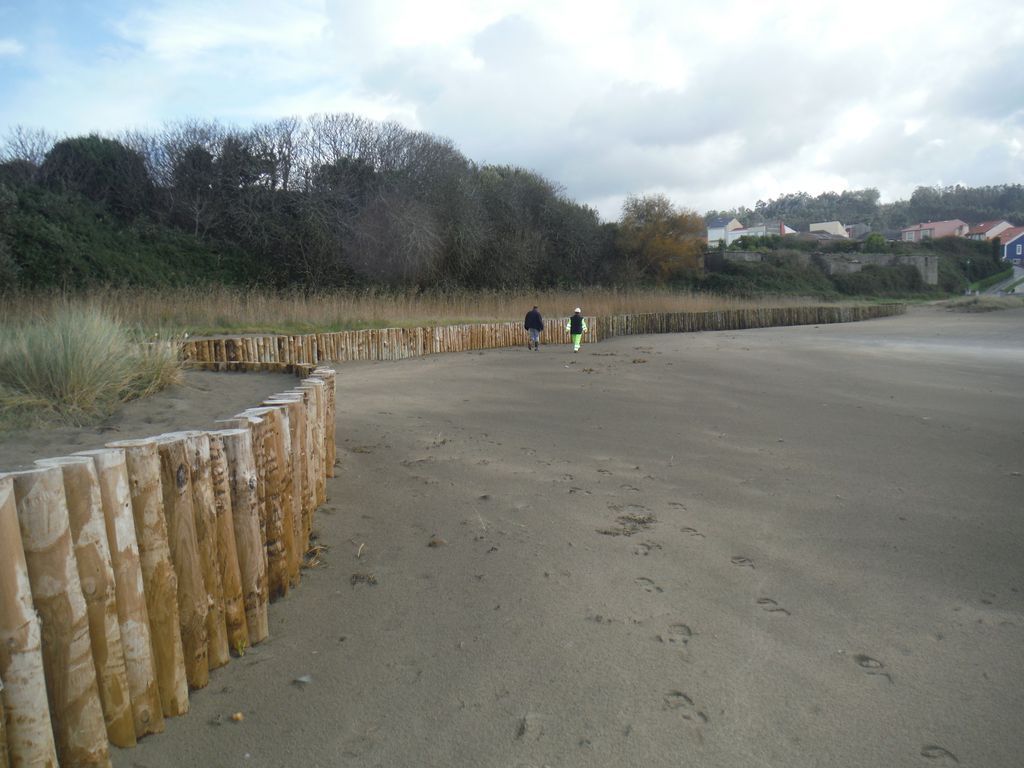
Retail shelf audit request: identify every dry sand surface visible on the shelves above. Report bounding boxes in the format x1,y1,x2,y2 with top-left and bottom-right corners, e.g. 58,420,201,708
0,370,302,471
6,305,1023,768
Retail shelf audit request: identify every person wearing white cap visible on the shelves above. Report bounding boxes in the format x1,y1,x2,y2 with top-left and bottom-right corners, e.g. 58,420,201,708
565,307,588,352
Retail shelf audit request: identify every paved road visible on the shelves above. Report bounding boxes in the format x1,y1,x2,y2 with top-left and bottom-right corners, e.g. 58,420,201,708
984,264,1024,294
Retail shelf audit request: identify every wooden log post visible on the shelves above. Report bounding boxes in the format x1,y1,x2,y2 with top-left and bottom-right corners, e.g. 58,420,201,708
106,438,189,717
263,396,306,571
206,432,249,656
153,433,209,691
297,378,327,507
294,388,315,544
216,428,269,644
72,448,164,739
255,403,300,587
0,475,59,768
217,415,266,552
34,457,135,748
180,432,230,671
9,467,111,768
312,367,337,478
234,409,290,600
283,387,317,544
0,686,7,768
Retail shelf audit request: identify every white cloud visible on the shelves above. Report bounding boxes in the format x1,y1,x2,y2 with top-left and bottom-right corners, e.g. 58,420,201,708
116,1,329,61
2,0,1024,216
0,37,25,56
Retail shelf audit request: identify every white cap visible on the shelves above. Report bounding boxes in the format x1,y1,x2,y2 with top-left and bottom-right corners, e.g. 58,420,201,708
574,307,581,313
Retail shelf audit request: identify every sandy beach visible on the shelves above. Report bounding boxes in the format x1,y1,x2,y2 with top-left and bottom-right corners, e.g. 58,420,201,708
6,305,1023,767
0,370,301,472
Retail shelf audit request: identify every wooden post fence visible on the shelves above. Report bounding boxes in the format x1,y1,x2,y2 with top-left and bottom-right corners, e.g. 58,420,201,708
9,466,111,767
72,448,165,740
0,474,59,768
106,439,189,718
206,432,249,656
153,433,209,692
213,428,269,645
34,457,135,749
181,432,230,671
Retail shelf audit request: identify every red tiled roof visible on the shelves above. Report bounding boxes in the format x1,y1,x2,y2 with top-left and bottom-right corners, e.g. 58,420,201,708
998,226,1024,243
967,220,1008,234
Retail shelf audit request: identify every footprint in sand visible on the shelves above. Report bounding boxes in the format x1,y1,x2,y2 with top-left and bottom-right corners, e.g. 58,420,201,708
854,654,893,684
620,484,641,492
920,745,959,763
756,597,790,616
568,487,592,495
663,691,708,723
669,502,687,509
635,577,664,594
680,526,705,538
731,556,755,569
597,468,613,475
661,623,693,646
632,541,662,556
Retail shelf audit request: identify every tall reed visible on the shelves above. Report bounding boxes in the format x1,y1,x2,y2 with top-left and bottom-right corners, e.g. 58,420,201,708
0,287,818,335
0,306,182,425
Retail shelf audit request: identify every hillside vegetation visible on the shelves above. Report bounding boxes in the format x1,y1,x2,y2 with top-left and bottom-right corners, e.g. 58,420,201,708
0,118,1014,299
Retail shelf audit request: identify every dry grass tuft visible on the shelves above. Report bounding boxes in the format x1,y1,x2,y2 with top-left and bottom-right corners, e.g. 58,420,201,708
0,305,183,426
302,542,329,569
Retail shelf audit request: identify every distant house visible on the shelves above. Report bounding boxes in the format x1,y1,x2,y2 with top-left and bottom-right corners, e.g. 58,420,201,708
706,217,742,245
809,221,848,238
793,231,848,243
727,221,796,244
900,219,968,241
998,226,1024,266
845,223,871,239
967,220,1015,240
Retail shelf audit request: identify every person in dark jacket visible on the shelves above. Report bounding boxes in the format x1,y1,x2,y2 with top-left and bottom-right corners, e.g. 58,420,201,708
565,307,588,352
524,305,544,350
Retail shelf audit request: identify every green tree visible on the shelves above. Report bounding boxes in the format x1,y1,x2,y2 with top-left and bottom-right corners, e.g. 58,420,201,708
863,232,887,252
38,135,153,219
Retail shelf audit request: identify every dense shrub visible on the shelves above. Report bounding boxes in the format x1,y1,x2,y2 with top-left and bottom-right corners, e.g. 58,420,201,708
832,264,925,296
4,183,251,288
700,260,836,297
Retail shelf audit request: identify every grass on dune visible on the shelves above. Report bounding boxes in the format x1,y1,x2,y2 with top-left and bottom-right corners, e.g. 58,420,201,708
0,305,183,427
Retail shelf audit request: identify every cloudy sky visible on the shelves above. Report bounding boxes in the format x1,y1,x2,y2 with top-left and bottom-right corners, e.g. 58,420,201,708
1,0,1023,219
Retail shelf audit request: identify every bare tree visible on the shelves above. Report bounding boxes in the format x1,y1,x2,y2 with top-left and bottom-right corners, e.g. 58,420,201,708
1,125,58,166
349,190,442,285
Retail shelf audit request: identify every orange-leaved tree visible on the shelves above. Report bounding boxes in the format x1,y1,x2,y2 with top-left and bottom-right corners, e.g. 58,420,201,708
617,194,705,282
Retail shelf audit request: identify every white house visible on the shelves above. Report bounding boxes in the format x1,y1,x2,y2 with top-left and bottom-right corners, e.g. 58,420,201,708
809,221,848,237
726,222,796,245
706,217,742,245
